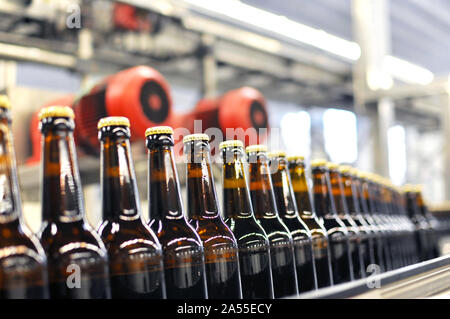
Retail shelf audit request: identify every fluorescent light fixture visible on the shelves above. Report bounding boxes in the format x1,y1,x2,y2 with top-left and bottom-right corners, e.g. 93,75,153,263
387,125,407,185
281,111,311,159
183,0,435,85
183,0,361,61
385,55,434,85
323,109,358,163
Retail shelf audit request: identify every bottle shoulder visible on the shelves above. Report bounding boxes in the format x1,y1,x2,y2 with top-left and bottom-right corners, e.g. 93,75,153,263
191,218,237,247
149,218,203,250
257,217,292,242
99,219,162,253
39,220,108,260
0,222,47,265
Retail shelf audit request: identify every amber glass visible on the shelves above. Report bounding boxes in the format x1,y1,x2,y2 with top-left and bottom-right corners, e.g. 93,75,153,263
364,179,393,271
312,164,353,284
405,190,433,262
340,170,375,273
328,167,364,280
269,155,317,292
184,137,242,299
288,158,333,288
0,107,49,299
247,149,298,298
414,190,439,259
353,175,386,272
97,123,166,298
146,132,207,299
221,145,274,299
39,115,111,299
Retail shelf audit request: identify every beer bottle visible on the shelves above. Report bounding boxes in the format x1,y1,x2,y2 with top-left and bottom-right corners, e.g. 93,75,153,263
38,106,111,299
363,174,393,271
268,151,317,292
0,95,49,298
338,165,375,273
404,185,432,262
413,186,440,259
97,117,166,298
353,171,386,272
184,134,242,299
327,163,364,280
246,145,298,298
288,155,333,288
220,140,274,299
311,160,354,284
146,126,207,299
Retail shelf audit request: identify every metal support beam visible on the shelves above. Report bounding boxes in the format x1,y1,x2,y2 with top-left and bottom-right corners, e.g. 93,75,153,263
200,34,217,98
443,88,450,200
352,0,393,176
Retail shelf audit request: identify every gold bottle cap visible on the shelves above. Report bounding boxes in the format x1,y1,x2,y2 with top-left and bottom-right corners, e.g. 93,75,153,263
38,106,74,120
183,133,209,143
338,165,353,174
287,155,305,161
245,144,267,153
403,184,420,193
310,159,327,167
267,150,286,158
97,116,130,130
145,126,174,137
326,162,339,170
0,95,11,109
219,140,244,150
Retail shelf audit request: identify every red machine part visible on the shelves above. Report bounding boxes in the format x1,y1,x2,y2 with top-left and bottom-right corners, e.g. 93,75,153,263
113,3,151,32
27,95,75,165
72,65,173,156
185,87,269,146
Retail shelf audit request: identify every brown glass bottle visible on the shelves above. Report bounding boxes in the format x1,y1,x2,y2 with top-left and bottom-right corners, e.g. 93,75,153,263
146,126,207,299
246,145,298,298
362,175,393,271
97,117,166,299
339,166,375,274
221,140,274,299
184,134,242,299
288,156,333,288
311,160,354,284
38,106,111,299
414,187,439,259
0,96,49,299
327,163,364,280
268,152,317,292
353,172,386,272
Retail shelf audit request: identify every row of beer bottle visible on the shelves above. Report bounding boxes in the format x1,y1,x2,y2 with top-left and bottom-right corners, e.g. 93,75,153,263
0,99,440,299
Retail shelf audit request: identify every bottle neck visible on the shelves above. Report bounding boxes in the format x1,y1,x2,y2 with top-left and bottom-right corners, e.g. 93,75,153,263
329,170,349,216
353,177,370,215
270,157,297,217
185,140,220,219
41,117,84,223
147,134,184,220
222,147,253,219
100,128,140,221
312,167,337,218
0,108,21,223
248,152,278,218
341,174,361,215
288,161,314,216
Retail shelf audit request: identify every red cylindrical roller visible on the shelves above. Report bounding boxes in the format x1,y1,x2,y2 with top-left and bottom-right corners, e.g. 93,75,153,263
190,87,269,145
73,65,173,155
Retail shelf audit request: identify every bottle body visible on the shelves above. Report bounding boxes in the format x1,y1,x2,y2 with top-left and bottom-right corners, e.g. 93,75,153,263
247,146,298,298
289,157,333,288
38,109,111,299
98,120,165,299
185,135,242,299
222,142,274,299
0,104,49,298
146,128,207,299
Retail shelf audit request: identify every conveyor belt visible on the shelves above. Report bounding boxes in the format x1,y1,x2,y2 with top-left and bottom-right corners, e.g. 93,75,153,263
291,255,450,299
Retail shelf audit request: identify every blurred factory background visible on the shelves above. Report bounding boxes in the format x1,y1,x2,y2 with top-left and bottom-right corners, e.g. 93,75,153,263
0,0,449,231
